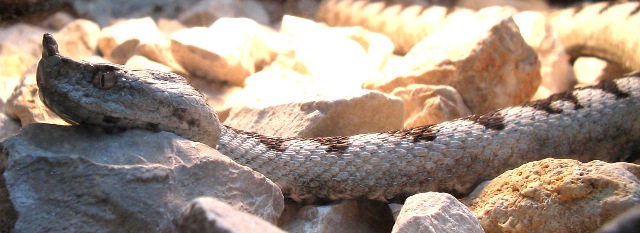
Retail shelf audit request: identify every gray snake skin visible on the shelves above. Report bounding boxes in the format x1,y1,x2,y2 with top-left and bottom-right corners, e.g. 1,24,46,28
37,34,640,204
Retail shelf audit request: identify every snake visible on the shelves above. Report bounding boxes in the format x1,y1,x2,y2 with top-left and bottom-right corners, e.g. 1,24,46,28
317,0,640,73
36,25,640,204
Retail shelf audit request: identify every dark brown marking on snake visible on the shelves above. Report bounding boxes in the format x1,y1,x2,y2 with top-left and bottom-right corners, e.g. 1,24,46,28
589,79,630,99
629,4,640,18
571,3,586,15
102,116,121,124
524,92,582,114
597,1,615,14
389,125,437,142
230,127,352,153
230,127,296,152
310,136,351,153
463,111,506,131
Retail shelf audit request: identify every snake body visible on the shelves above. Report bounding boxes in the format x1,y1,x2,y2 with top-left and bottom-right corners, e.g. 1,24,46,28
317,0,640,73
37,34,640,204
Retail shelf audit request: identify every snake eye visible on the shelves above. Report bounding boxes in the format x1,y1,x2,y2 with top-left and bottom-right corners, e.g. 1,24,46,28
92,71,117,89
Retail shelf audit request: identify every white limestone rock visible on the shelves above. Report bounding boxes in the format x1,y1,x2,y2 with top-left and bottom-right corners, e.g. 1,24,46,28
366,7,541,114
392,192,484,233
179,197,286,233
97,17,165,64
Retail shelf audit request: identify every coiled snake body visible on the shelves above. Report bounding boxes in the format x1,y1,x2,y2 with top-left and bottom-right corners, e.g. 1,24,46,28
37,31,639,204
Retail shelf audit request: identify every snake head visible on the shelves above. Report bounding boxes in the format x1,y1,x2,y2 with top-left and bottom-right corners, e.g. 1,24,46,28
36,33,222,147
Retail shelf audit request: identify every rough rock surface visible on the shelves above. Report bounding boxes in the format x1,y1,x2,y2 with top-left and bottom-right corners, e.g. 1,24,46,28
98,17,166,64
0,113,20,141
392,192,483,233
389,84,471,128
279,15,387,89
464,158,640,233
1,124,284,232
513,11,574,100
0,43,36,109
597,205,640,233
365,8,541,114
125,55,176,73
573,57,626,85
53,19,100,59
171,17,276,85
179,197,286,233
281,200,394,233
4,72,68,126
0,43,37,80
0,23,50,57
225,87,403,137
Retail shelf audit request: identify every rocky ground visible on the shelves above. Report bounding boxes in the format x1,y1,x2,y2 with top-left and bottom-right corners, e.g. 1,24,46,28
0,0,639,232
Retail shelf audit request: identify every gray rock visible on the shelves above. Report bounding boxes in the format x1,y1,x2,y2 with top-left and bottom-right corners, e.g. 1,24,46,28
281,200,394,233
392,192,484,233
179,197,286,233
0,113,20,142
69,0,201,27
597,205,640,233
1,124,283,232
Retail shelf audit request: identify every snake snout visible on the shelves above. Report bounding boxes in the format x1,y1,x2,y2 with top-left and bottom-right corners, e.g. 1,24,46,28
42,33,60,58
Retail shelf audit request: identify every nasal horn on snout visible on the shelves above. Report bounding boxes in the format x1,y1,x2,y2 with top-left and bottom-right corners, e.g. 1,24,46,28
42,33,60,58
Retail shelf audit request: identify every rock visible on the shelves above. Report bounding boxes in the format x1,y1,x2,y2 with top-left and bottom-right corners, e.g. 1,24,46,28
389,203,403,220
328,26,394,72
157,18,187,37
0,160,16,233
0,23,51,57
597,205,640,233
187,77,244,123
225,80,404,137
463,158,640,233
0,113,20,142
135,39,187,75
279,15,385,88
389,84,471,128
171,18,277,85
2,124,284,232
0,43,37,79
365,8,541,114
573,57,626,85
392,192,483,233
179,197,286,233
0,43,37,109
124,55,179,74
281,200,394,233
513,11,575,100
68,0,202,27
53,19,101,59
315,0,470,54
178,0,269,27
98,17,165,64
4,72,68,126
40,11,76,30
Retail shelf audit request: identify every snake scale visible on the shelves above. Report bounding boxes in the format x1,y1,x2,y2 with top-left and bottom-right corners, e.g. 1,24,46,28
38,12,640,205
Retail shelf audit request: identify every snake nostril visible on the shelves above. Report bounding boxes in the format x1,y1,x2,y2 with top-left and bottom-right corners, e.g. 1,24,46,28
92,71,117,89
